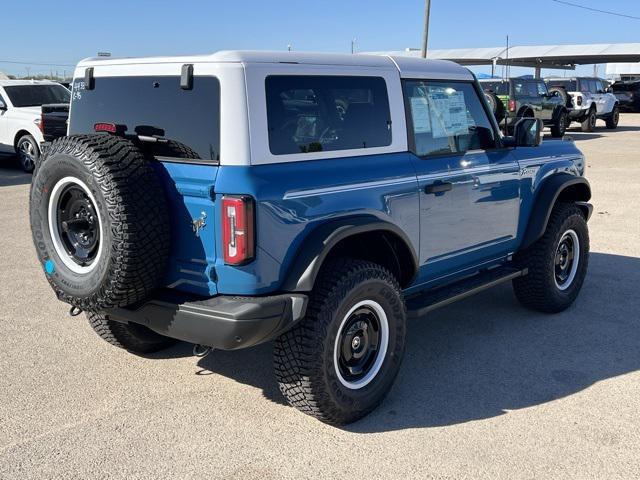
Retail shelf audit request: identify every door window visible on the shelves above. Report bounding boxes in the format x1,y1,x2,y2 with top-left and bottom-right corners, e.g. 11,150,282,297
536,82,548,96
403,80,498,157
265,75,392,155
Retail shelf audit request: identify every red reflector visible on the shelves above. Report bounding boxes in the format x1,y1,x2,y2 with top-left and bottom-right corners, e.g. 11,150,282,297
508,99,516,112
94,122,118,133
39,114,45,134
222,195,255,265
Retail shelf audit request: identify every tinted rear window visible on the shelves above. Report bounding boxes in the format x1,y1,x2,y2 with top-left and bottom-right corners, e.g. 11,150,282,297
612,82,639,92
546,80,577,91
69,76,220,162
479,81,509,95
266,75,391,155
5,84,70,107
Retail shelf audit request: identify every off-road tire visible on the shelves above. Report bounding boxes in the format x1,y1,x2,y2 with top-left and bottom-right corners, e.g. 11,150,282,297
581,107,597,132
274,259,407,425
548,87,570,109
30,134,170,311
551,109,568,138
87,312,177,354
16,134,39,173
484,91,505,123
605,105,620,129
512,203,589,313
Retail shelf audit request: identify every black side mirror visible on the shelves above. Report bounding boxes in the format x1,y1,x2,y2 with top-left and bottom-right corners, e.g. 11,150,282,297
504,118,544,148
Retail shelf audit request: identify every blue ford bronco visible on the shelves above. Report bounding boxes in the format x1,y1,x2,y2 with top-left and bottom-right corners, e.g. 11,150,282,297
29,51,592,425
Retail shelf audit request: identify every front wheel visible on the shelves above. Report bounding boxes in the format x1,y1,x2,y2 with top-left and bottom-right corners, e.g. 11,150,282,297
513,203,589,313
16,134,39,173
274,259,406,425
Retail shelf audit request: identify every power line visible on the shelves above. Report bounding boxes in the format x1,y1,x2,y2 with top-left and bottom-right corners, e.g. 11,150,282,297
551,0,640,21
0,60,76,67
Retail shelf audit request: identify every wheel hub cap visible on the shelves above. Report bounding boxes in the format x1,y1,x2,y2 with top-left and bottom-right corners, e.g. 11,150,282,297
554,230,580,290
334,300,390,390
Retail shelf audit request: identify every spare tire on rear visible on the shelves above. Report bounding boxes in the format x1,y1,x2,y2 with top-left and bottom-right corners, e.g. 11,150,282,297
548,87,571,109
484,91,505,123
30,134,170,311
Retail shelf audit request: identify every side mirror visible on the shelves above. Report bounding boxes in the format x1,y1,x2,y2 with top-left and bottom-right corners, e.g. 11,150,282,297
504,118,544,148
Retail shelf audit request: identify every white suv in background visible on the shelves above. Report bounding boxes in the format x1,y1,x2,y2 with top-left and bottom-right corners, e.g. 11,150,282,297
545,77,619,132
0,80,71,172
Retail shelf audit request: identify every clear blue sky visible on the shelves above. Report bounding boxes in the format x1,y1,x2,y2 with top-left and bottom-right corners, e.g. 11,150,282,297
1,0,638,78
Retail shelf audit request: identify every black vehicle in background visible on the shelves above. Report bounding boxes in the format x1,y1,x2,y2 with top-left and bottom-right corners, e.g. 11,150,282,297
479,77,569,138
611,81,640,112
40,103,69,143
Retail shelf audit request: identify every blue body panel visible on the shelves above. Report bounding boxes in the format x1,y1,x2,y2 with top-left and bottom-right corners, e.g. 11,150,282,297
157,139,585,298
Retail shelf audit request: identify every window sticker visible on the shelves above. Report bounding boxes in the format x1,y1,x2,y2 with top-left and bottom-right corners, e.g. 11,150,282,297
410,96,432,133
427,90,469,139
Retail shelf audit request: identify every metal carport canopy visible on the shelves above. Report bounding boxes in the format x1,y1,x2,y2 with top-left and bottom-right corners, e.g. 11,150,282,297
368,43,640,69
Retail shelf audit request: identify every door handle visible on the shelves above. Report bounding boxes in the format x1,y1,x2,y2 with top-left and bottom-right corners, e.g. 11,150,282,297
425,182,453,195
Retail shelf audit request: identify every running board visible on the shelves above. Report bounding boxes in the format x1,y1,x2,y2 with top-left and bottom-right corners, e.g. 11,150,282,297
406,267,528,319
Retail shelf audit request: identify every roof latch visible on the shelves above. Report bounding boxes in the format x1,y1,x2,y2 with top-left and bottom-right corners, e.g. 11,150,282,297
181,64,193,90
84,67,95,90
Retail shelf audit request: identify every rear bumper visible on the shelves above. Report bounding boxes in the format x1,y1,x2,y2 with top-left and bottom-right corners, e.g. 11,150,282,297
107,290,308,350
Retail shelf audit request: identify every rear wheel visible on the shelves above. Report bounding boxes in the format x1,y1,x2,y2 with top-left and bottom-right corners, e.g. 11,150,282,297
513,203,589,313
87,312,177,354
581,107,597,132
274,259,406,425
551,110,568,138
606,106,620,129
16,134,39,173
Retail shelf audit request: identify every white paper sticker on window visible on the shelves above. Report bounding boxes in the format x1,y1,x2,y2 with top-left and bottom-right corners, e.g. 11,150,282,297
428,90,469,139
410,96,431,133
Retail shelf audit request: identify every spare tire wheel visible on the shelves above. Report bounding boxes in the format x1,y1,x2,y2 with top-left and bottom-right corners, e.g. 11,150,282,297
29,134,170,311
484,91,505,123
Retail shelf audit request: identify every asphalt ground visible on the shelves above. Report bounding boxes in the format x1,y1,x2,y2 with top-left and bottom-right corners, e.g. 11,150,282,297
1,115,639,479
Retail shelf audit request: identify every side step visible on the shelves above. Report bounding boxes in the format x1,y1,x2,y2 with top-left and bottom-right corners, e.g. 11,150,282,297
406,267,527,319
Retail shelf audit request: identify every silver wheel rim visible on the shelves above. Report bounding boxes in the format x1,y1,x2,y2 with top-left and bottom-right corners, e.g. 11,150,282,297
18,139,36,169
554,229,580,291
48,176,104,274
334,299,389,390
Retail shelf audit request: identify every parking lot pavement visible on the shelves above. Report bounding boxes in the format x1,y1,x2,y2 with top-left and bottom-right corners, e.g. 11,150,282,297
1,115,639,480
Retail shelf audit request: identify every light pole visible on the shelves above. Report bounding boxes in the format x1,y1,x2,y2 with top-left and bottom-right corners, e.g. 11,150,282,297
420,0,431,58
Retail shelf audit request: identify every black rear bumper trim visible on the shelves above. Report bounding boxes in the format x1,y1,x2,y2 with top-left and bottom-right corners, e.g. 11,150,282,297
107,291,308,350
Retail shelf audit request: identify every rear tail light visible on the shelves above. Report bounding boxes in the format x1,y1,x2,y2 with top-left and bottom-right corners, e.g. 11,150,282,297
222,195,255,265
508,99,516,112
36,115,44,133
577,96,583,106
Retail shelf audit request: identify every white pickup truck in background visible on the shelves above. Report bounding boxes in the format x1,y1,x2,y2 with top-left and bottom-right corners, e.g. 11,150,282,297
0,80,71,172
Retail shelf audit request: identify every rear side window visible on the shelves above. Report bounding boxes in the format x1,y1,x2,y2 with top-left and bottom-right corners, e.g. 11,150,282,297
265,75,392,155
4,84,70,107
69,76,220,162
547,80,577,91
403,80,497,157
479,81,508,95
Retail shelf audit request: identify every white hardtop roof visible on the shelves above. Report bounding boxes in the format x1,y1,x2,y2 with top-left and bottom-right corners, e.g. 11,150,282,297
0,79,60,87
77,50,474,80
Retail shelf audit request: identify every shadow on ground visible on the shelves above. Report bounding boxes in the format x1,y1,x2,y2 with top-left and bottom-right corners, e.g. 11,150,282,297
0,156,31,187
154,252,640,432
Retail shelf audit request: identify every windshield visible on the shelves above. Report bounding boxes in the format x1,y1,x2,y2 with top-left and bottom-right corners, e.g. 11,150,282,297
4,84,71,107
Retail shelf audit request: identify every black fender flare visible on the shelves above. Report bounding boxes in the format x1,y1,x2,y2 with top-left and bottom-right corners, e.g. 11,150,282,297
552,105,567,122
281,216,418,292
521,174,592,249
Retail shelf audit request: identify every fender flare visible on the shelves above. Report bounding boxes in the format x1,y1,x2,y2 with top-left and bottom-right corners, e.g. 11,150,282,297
521,174,592,249
281,216,418,292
